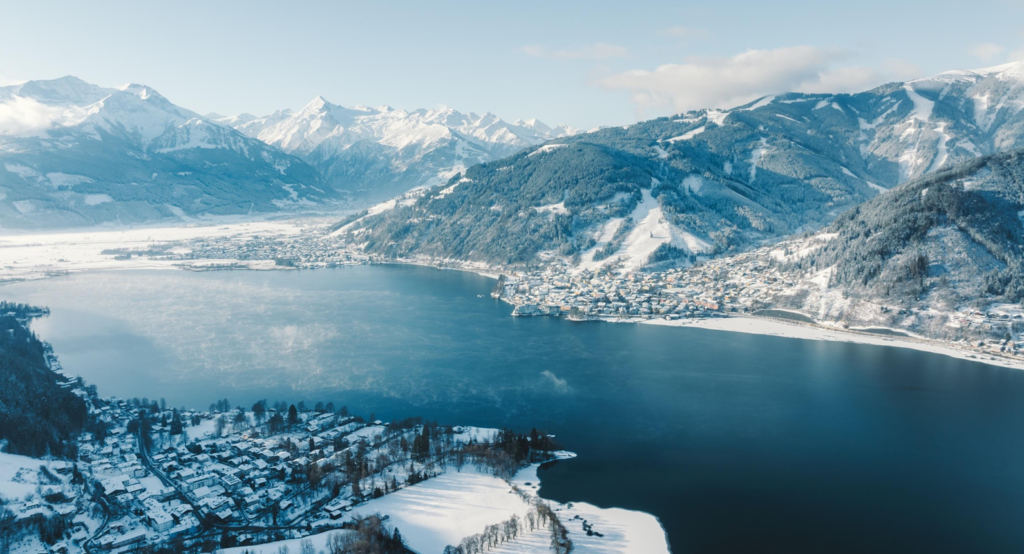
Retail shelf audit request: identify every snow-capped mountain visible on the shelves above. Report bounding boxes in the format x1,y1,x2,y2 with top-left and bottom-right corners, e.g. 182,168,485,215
768,146,1024,341
858,60,1024,184
0,76,328,228
340,61,1024,268
218,97,578,201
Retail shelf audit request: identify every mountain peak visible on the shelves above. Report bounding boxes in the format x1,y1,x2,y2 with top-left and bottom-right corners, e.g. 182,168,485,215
15,75,107,105
912,59,1024,85
119,83,161,101
301,95,334,113
51,75,90,85
974,59,1024,78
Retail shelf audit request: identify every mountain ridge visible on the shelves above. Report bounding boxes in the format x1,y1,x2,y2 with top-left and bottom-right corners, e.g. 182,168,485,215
218,97,579,201
0,75,579,228
0,76,330,228
336,61,1024,269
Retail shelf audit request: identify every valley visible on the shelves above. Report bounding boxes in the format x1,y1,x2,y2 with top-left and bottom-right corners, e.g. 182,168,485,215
4,18,1024,552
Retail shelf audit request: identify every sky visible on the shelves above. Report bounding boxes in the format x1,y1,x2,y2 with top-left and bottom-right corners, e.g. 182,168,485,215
1,0,1023,130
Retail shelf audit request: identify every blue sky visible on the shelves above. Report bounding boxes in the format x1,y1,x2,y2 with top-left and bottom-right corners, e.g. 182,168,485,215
2,0,1023,129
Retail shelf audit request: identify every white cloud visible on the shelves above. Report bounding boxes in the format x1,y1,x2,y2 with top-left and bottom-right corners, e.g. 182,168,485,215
598,46,920,117
799,59,920,93
971,43,1007,62
0,96,64,136
518,43,628,61
1009,48,1024,63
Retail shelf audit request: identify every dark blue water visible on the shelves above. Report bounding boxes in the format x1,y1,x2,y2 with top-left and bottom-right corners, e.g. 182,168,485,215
6,266,1024,553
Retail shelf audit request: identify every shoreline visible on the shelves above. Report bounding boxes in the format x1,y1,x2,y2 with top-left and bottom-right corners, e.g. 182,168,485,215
2,220,1021,372
215,450,672,554
640,315,1024,370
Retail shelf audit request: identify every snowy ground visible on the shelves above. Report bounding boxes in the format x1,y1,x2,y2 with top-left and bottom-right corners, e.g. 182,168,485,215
0,451,67,500
510,464,670,554
576,189,709,274
351,469,533,554
223,454,670,554
347,454,669,554
0,219,304,282
219,529,355,554
642,315,1024,370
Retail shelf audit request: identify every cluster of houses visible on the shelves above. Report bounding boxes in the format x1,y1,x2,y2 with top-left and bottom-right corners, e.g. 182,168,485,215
170,224,370,270
496,255,789,322
3,466,81,554
3,390,407,554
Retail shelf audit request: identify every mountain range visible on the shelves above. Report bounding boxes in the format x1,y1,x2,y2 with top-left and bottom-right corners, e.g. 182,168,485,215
0,77,328,228
216,98,576,202
339,61,1024,269
0,77,575,228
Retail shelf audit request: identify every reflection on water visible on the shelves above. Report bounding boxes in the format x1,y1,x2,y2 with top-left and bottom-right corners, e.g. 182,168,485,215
7,266,1024,553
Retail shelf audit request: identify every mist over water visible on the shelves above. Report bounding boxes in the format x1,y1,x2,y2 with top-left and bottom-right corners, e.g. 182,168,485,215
8,266,1024,552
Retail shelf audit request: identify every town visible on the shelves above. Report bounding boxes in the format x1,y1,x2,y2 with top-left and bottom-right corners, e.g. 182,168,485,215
0,374,566,554
85,219,1024,367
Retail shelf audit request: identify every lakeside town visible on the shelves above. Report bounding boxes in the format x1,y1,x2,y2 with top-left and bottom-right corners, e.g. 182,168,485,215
489,248,1024,365
0,366,572,554
175,220,1024,365
4,216,1024,367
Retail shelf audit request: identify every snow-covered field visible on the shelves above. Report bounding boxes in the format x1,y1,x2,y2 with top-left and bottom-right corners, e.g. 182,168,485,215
643,315,1024,370
0,219,303,282
576,188,710,274
0,451,66,500
346,453,668,554
510,463,670,554
351,469,533,554
217,454,669,554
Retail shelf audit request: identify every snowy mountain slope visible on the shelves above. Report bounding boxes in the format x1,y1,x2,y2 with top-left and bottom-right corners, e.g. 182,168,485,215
766,147,1024,340
338,61,1024,268
0,77,330,229
220,97,579,201
857,61,1024,184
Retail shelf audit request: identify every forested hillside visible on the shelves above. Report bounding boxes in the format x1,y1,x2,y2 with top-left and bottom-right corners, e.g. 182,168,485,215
0,302,87,458
338,62,1024,269
786,148,1024,307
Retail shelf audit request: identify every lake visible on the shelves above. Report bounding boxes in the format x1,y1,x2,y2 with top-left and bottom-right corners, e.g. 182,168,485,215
6,265,1024,553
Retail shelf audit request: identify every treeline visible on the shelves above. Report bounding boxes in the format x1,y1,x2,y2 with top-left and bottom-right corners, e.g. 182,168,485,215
443,499,572,554
232,515,405,554
591,218,633,262
0,303,88,458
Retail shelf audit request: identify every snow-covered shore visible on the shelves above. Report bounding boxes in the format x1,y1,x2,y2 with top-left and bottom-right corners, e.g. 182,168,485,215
217,453,669,554
0,219,304,282
640,315,1024,370
452,262,1024,371
4,218,1019,373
